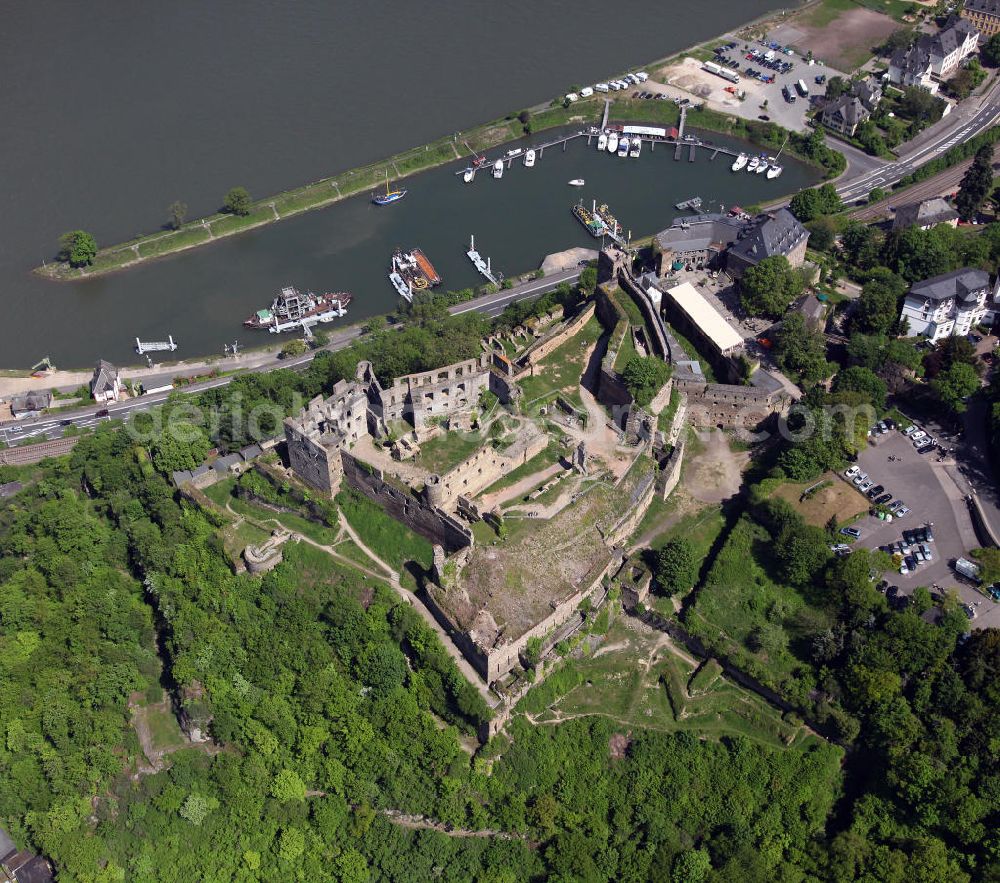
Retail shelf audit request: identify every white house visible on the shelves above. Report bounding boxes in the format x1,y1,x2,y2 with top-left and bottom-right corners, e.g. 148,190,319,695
888,17,979,92
983,276,1000,326
899,268,990,341
90,359,124,403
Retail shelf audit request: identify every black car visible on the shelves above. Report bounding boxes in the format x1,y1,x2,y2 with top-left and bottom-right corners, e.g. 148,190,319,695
874,493,892,505
758,114,770,121
867,484,885,498
917,442,937,454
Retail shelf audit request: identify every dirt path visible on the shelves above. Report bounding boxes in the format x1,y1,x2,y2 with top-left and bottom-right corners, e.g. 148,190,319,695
477,462,564,510
380,809,528,842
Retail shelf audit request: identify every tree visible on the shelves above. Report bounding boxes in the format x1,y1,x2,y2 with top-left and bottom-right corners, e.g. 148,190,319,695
868,186,886,203
899,86,945,127
655,538,698,596
956,144,994,221
578,266,597,296
833,366,888,408
271,769,307,802
168,201,187,230
178,793,217,826
805,215,837,252
280,339,308,359
982,33,1000,67
773,312,833,384
57,230,98,267
223,186,252,216
880,28,914,57
789,184,842,222
739,255,804,318
620,356,672,407
840,221,884,273
852,271,906,335
931,361,980,413
672,849,712,883
824,76,848,100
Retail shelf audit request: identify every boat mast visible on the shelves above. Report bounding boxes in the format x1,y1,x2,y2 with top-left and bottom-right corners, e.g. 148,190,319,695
775,134,789,161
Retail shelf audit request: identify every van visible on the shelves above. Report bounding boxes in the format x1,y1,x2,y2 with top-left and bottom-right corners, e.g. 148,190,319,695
580,86,594,97
565,92,579,102
625,74,639,85
634,71,648,82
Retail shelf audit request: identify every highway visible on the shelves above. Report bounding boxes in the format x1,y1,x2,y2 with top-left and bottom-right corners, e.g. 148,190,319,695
0,266,581,446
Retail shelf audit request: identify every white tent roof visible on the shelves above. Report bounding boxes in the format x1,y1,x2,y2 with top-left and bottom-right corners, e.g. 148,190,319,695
665,281,744,354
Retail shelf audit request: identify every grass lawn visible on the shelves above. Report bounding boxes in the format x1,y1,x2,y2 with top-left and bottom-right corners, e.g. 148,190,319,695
227,493,342,546
521,620,815,749
657,387,681,432
770,472,869,528
480,440,565,495
144,705,188,753
208,206,274,237
517,315,603,411
607,97,681,127
136,227,212,259
336,486,434,572
684,516,833,695
415,430,487,475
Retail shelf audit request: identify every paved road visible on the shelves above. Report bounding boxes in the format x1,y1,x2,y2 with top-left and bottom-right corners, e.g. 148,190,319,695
0,268,581,446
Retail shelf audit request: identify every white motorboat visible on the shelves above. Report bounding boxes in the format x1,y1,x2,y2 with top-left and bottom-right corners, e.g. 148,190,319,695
755,157,768,174
746,156,760,173
731,153,748,172
462,167,474,183
766,164,783,179
492,159,504,179
630,138,641,158
524,149,536,168
597,132,608,151
617,136,630,157
568,179,585,187
607,132,619,154
389,259,413,302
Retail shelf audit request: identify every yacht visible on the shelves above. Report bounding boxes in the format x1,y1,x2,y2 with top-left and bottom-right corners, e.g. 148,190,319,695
755,156,768,174
492,159,504,179
597,132,608,151
607,132,619,154
629,138,641,158
746,156,760,173
731,153,748,172
568,179,585,187
766,164,783,179
524,149,536,168
388,257,413,302
462,167,474,183
617,136,630,157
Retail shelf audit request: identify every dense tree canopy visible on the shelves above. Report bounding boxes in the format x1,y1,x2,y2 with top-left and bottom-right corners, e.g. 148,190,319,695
57,229,98,267
739,255,805,318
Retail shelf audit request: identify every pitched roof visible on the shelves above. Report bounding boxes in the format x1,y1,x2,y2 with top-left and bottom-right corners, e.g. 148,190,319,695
966,0,1000,13
823,94,868,127
909,267,990,303
727,209,809,265
655,213,749,255
90,359,119,393
892,197,959,230
10,391,51,413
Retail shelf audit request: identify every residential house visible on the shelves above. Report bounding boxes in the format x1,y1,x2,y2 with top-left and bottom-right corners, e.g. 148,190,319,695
820,77,883,137
9,391,52,419
892,197,960,231
964,0,1000,39
899,268,991,340
888,17,980,92
90,360,123,403
725,208,810,280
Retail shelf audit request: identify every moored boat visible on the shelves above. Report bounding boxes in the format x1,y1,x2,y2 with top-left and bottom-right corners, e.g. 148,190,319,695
766,163,783,179
393,248,441,291
389,268,412,302
244,286,353,333
524,149,536,168
568,179,585,186
746,156,760,173
372,170,407,205
492,159,504,179
755,156,768,174
463,167,475,183
629,138,641,158
617,136,630,157
597,132,608,151
731,153,748,172
572,200,607,238
607,132,619,154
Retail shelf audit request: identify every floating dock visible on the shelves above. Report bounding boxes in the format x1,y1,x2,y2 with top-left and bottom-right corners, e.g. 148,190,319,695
467,234,498,285
135,335,177,355
674,197,702,211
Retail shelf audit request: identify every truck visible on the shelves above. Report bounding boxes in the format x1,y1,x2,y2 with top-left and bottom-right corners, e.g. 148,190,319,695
795,78,809,97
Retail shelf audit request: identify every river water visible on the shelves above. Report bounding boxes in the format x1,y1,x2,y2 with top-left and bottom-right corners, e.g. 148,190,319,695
0,0,801,368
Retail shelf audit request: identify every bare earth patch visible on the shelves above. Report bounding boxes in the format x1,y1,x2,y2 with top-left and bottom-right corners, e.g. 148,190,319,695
684,430,748,504
609,732,633,760
771,7,898,73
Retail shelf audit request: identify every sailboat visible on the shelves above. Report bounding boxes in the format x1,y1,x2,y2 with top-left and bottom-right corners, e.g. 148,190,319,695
766,135,788,180
372,170,407,206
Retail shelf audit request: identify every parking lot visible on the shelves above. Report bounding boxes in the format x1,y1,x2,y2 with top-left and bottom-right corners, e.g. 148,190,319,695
706,39,841,133
846,429,1000,629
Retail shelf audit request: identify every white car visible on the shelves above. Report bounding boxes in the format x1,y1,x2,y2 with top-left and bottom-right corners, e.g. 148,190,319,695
895,506,911,518
911,431,927,443
899,560,911,575
845,465,860,479
853,473,869,486
858,479,875,493
902,425,917,436
919,543,934,562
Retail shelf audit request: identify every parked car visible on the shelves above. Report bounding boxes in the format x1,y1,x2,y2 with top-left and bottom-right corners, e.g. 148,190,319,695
889,500,905,513
919,543,934,562
899,559,912,575
867,484,885,498
902,425,918,436
840,527,862,539
845,465,860,479
858,479,875,493
911,431,928,444
853,472,869,486
874,493,893,505
895,506,911,518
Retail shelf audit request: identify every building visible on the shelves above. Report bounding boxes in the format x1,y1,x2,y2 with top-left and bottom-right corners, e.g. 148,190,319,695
9,391,51,419
892,196,960,231
725,208,810,280
820,77,882,137
652,213,750,274
888,17,979,92
662,281,745,357
964,0,1000,39
899,268,991,340
90,360,123,403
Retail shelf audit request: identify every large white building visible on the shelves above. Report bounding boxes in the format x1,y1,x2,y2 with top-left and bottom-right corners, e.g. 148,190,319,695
900,268,992,341
888,16,979,93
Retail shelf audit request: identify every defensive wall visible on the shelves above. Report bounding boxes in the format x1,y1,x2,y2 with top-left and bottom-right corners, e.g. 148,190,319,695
515,301,596,376
675,376,787,429
340,451,473,553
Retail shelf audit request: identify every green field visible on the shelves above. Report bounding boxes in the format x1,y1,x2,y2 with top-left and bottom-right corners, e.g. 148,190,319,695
517,315,603,412
336,486,434,573
684,516,832,698
416,430,488,475
521,620,814,749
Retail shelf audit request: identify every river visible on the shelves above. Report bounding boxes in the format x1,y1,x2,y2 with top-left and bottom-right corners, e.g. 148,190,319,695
0,0,802,369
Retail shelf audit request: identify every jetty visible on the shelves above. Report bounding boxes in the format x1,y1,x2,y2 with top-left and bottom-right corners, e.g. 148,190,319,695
135,335,177,355
674,197,702,211
467,235,499,285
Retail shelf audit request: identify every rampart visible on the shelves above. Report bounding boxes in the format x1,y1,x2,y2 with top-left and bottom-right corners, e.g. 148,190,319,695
676,376,788,429
432,431,548,507
515,301,596,375
340,451,473,553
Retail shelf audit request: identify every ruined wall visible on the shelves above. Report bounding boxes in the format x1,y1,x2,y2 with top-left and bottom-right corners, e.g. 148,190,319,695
676,377,787,429
340,451,473,553
656,437,685,501
377,355,491,428
600,470,658,548
436,434,548,507
516,301,596,372
284,419,343,494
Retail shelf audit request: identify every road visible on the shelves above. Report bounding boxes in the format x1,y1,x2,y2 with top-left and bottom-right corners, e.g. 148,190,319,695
0,268,581,446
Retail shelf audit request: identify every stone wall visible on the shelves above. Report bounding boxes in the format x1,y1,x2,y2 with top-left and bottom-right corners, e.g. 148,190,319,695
373,355,492,429
675,377,787,429
434,433,548,507
516,301,596,373
656,437,685,500
600,470,658,547
340,451,473,553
